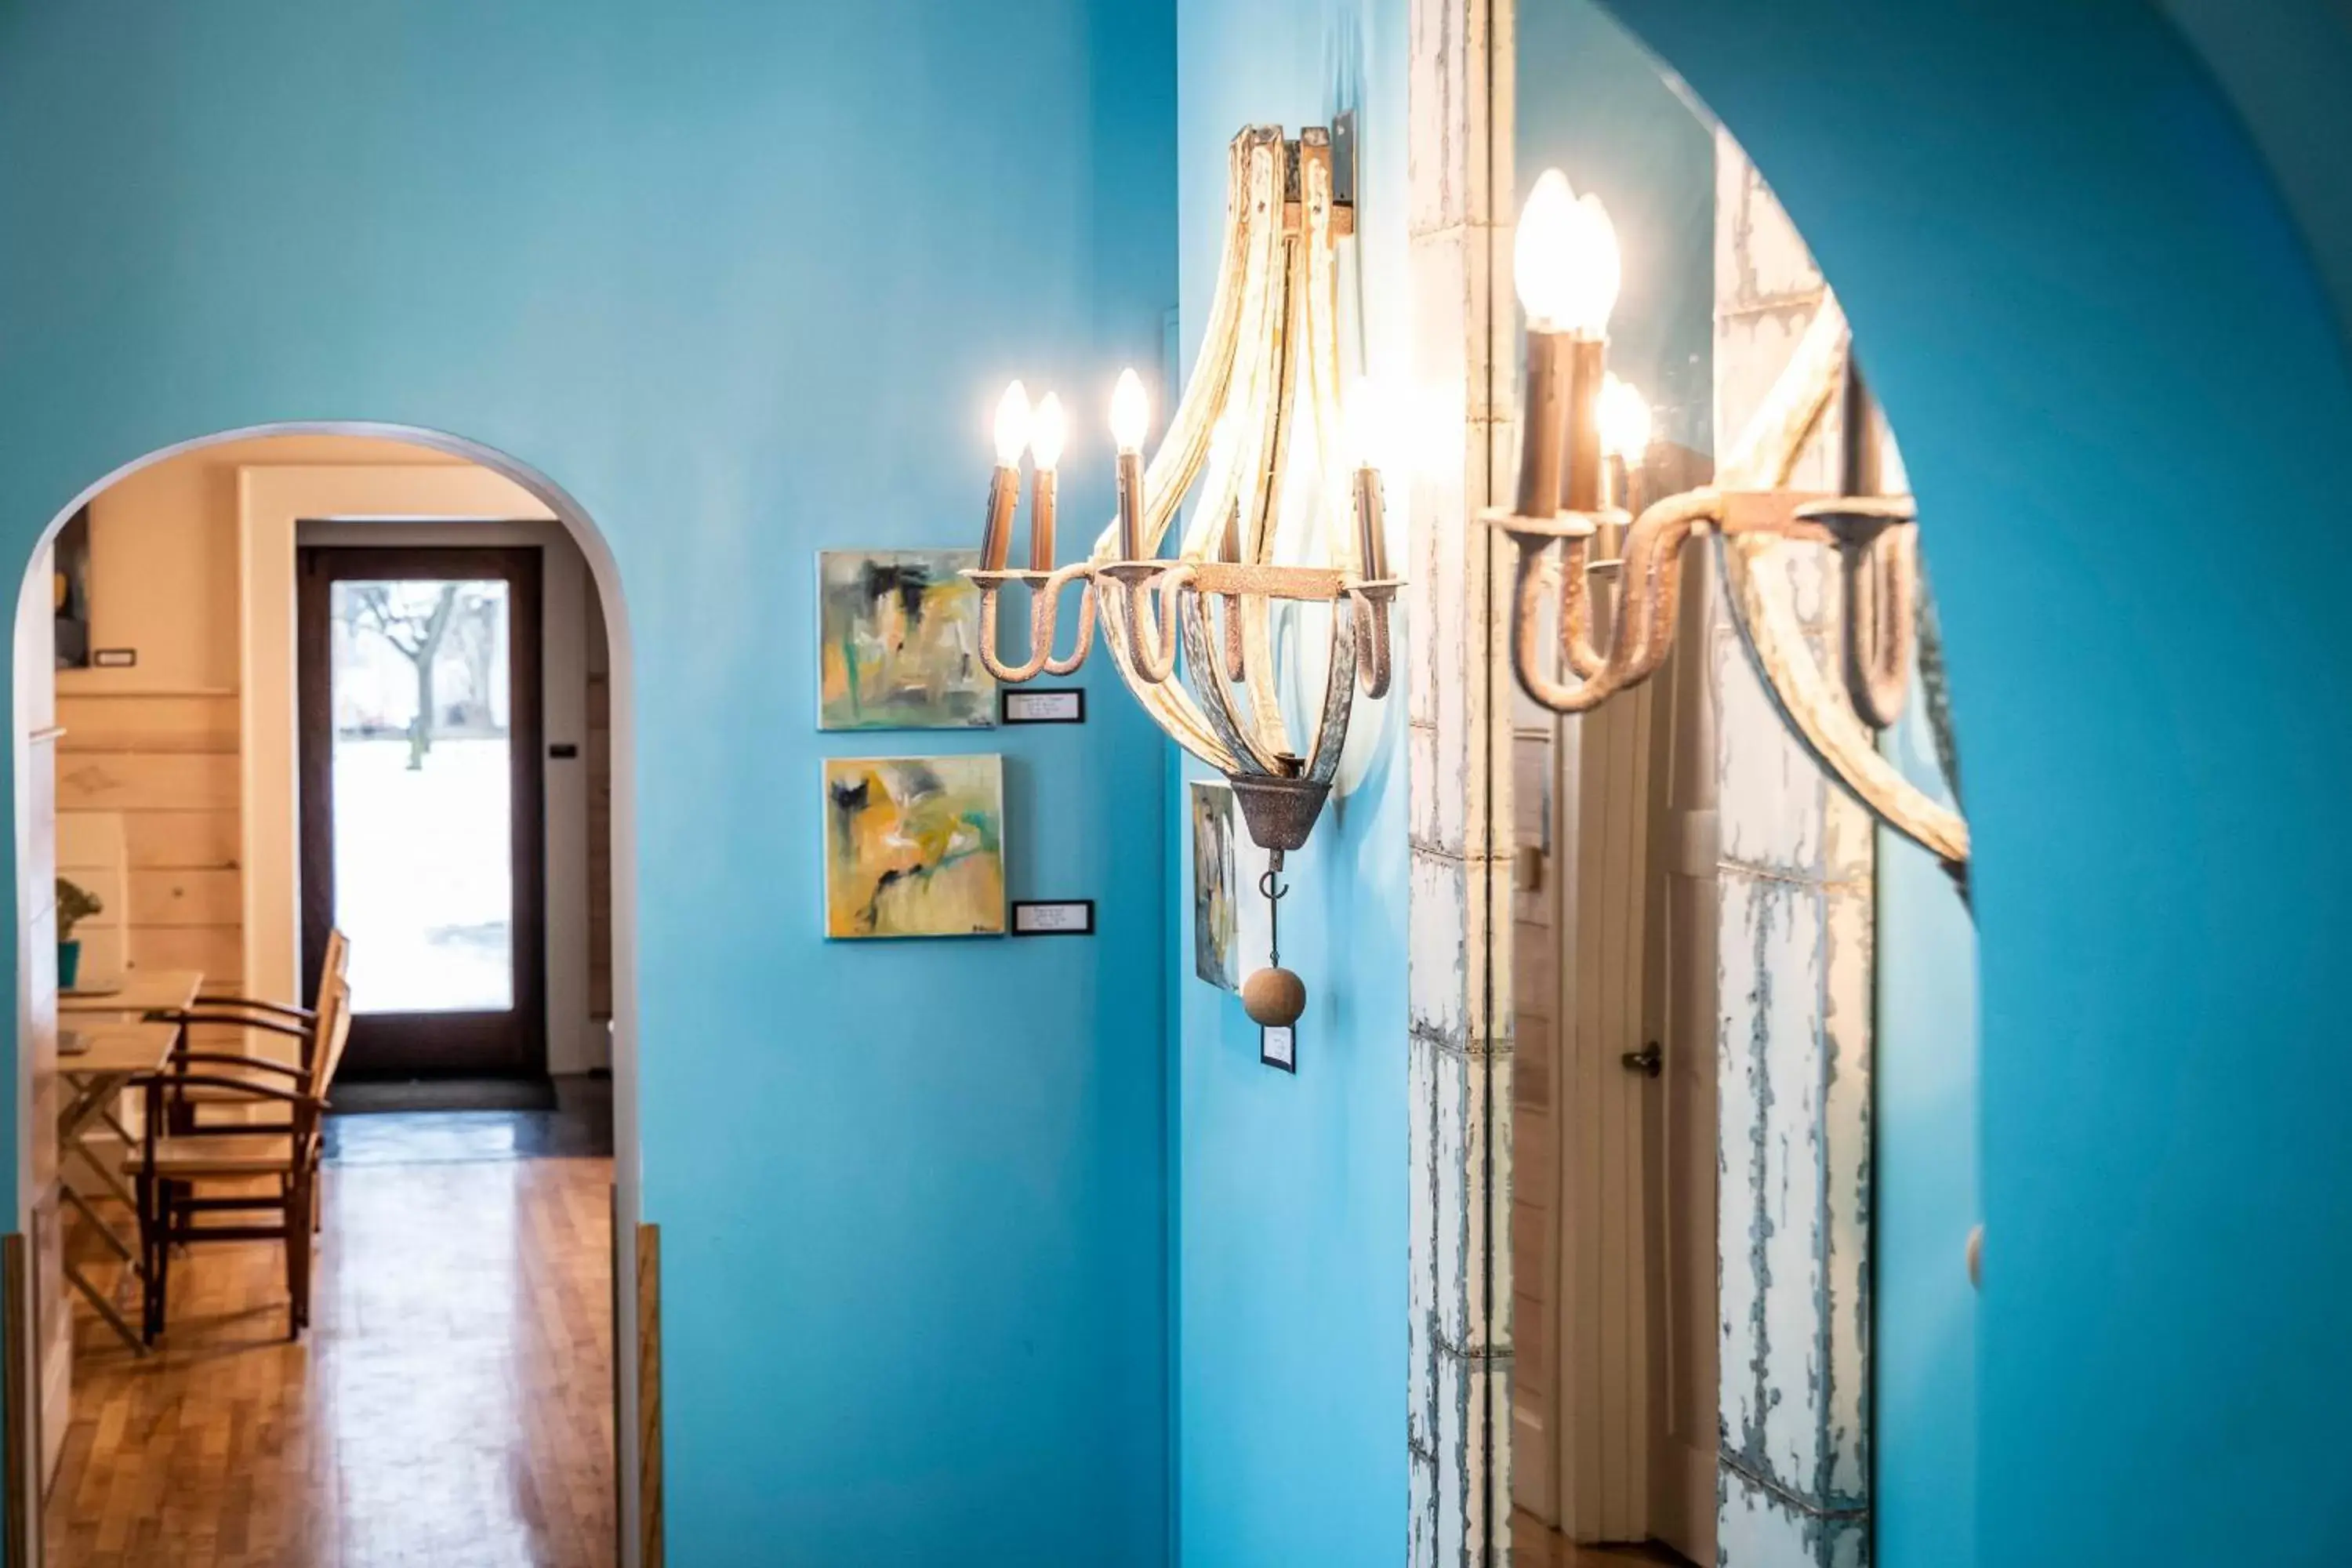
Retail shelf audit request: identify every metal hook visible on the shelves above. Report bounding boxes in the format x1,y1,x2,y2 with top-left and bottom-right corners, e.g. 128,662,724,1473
1258,860,1290,967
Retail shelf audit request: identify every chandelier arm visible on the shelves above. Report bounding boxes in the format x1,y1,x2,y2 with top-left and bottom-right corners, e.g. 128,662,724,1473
1176,138,1287,564
1614,489,1722,683
1116,568,1192,685
1221,586,1247,681
1043,573,1098,677
969,578,1043,684
1297,131,1358,579
1232,171,1307,762
1349,589,1394,699
1558,535,1608,678
1715,530,1969,863
1144,129,1265,560
1720,296,1849,492
1508,537,1627,715
1302,587,1362,786
1094,562,1237,767
1179,588,1286,775
1842,527,1915,727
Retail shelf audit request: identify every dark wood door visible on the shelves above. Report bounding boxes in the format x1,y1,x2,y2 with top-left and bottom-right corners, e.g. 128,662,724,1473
297,546,546,1079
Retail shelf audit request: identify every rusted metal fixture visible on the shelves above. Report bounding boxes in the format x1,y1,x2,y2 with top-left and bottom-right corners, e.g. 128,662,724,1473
960,125,1405,1022
1492,173,1968,873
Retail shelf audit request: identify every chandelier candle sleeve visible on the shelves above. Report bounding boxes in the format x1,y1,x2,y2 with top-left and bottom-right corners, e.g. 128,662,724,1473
1111,368,1149,561
1561,336,1607,515
984,380,1032,573
1029,392,1067,572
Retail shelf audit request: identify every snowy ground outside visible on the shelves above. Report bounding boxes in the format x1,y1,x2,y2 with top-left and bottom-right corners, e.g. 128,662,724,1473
334,736,514,1014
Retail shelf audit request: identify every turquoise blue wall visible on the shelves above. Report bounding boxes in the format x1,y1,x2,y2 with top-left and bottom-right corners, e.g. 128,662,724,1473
1876,692,1978,1568
1603,1,2352,1561
0,2,1175,1562
1517,2,1716,456
1170,0,1410,1563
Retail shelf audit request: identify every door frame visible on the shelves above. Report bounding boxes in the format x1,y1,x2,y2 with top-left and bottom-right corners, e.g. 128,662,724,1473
296,543,548,1079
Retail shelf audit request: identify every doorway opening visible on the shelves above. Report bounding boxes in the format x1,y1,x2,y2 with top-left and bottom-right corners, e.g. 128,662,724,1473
299,544,550,1086
13,429,645,1566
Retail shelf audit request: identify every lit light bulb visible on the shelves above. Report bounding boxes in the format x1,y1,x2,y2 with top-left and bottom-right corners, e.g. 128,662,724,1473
1513,169,1581,331
1345,376,1388,473
1560,192,1621,337
993,380,1033,467
1110,368,1150,454
1029,392,1068,472
1598,373,1651,460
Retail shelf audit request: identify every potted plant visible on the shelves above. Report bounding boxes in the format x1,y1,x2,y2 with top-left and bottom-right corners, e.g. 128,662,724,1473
56,877,101,991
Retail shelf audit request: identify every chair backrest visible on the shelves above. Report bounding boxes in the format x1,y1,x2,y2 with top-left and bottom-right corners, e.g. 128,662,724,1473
305,973,354,1105
317,927,350,1000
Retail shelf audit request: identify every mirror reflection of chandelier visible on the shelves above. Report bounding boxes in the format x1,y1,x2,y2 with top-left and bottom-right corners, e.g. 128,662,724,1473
1492,169,1970,878
965,125,1401,1027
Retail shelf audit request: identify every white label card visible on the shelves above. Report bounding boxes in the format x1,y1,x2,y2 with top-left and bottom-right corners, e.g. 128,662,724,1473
1003,689,1085,724
1011,901,1094,935
1260,1025,1297,1073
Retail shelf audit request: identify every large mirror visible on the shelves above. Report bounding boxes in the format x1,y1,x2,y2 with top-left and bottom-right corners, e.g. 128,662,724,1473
1500,5,1979,1565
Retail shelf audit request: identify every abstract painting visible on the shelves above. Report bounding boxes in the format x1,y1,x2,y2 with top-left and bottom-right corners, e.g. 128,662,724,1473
824,755,1006,938
818,549,994,730
1191,781,1240,989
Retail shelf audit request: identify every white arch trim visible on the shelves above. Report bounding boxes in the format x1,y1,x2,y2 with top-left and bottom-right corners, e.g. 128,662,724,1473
14,420,648,1566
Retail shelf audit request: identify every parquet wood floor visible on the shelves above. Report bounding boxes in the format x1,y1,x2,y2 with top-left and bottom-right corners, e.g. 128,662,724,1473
44,1109,615,1568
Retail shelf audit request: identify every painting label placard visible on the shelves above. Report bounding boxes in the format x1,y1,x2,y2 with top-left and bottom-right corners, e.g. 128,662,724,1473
1002,688,1085,724
823,755,1005,938
818,549,994,730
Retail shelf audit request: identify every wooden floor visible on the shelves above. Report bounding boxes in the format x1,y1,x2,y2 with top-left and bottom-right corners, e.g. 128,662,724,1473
1511,1512,1693,1568
45,1103,616,1568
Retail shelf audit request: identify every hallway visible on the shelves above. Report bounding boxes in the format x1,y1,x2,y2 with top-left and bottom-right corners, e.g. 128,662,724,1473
44,1098,615,1568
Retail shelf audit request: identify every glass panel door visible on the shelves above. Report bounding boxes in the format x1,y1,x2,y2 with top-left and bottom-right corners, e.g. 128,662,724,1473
328,579,516,1013
299,546,545,1080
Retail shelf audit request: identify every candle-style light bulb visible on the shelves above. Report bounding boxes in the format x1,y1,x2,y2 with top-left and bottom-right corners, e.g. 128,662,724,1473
982,379,1030,571
1029,392,1068,471
1111,368,1150,559
1514,170,1581,332
1110,368,1150,454
1345,376,1392,582
1560,193,1621,339
1598,374,1650,461
993,380,1033,468
1027,392,1066,572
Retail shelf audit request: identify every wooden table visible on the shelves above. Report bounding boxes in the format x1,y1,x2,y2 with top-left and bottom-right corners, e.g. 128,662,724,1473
58,969,202,1351
61,967,204,1019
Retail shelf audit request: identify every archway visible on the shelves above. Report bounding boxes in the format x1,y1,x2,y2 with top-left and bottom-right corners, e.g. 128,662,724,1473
11,422,648,1564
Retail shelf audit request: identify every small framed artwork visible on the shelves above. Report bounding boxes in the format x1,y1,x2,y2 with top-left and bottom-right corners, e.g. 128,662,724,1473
1260,1025,1297,1073
823,754,1005,938
818,549,995,730
1190,782,1240,991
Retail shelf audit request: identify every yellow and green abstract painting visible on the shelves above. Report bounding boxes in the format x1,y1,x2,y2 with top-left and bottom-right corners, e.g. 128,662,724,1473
823,755,1006,938
818,549,994,730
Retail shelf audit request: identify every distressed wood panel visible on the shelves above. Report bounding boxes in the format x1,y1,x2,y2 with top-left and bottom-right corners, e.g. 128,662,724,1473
125,925,243,985
127,869,241,927
122,809,241,869
56,753,238,813
56,692,239,754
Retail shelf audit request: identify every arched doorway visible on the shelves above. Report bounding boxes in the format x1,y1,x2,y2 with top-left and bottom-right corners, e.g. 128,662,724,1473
11,423,648,1566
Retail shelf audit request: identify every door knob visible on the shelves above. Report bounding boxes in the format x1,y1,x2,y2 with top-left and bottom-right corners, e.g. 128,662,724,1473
1621,1044,1662,1078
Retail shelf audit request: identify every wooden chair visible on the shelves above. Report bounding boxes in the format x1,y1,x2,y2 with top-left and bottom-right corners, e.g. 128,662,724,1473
125,971,354,1341
149,928,349,1132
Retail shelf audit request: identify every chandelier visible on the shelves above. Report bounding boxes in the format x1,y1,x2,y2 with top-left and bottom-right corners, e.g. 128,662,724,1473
967,125,1399,1028
1491,170,1969,877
